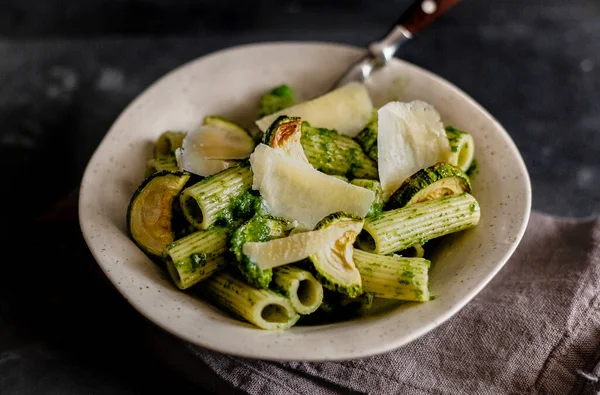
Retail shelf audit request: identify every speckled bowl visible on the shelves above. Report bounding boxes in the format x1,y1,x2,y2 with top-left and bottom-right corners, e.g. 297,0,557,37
78,42,531,361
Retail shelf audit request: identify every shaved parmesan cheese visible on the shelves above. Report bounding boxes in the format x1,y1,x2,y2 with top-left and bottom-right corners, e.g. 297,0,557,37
175,147,236,177
249,144,375,229
181,124,254,160
255,82,373,137
243,224,355,270
377,101,451,200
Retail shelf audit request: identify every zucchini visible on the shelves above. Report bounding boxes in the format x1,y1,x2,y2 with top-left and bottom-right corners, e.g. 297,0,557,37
387,162,471,209
377,101,451,199
242,215,363,271
126,170,191,258
308,212,364,298
262,115,309,163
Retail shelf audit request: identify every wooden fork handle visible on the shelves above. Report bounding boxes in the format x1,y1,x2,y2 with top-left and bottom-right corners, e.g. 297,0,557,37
397,0,461,36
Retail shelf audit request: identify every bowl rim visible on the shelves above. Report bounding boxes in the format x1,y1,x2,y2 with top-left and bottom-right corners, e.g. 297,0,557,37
78,40,532,361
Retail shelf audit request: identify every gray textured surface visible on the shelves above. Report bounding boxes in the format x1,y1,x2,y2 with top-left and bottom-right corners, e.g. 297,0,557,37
0,0,599,394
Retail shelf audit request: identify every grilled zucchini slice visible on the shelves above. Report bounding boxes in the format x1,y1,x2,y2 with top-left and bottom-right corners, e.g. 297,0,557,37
308,212,364,298
262,115,309,163
387,162,471,209
127,170,191,258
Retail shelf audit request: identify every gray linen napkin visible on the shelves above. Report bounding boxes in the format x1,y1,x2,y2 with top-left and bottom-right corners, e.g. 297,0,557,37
156,212,600,395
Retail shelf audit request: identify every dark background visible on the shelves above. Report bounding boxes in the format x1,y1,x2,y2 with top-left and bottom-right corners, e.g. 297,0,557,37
1,0,599,394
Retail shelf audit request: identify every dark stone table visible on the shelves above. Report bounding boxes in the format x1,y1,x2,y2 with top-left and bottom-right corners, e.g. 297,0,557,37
1,0,598,393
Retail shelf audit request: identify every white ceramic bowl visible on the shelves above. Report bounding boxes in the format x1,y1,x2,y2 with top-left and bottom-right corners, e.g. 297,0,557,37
79,42,531,361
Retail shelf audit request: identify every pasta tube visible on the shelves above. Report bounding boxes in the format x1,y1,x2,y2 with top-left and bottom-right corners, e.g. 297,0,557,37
272,266,324,315
301,123,378,179
165,226,229,289
357,193,480,255
180,163,253,229
445,126,475,173
354,249,430,302
202,271,300,330
154,131,186,159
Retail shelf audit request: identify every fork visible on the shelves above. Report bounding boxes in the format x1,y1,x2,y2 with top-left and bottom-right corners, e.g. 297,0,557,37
330,0,461,91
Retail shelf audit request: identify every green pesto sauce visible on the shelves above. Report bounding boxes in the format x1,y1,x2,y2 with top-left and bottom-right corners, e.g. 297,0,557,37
229,216,288,289
361,266,375,275
216,190,267,230
367,203,384,218
401,270,415,278
445,125,467,136
446,125,467,154
189,252,208,272
466,159,479,178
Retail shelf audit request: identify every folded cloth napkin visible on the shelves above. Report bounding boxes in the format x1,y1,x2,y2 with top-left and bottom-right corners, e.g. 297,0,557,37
35,195,600,395
153,211,600,395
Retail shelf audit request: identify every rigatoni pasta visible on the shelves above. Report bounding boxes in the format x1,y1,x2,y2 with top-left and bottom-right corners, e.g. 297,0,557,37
145,156,179,177
357,193,481,255
201,271,300,330
301,122,379,179
165,226,230,289
179,163,253,230
445,126,475,172
126,82,483,331
154,131,186,159
272,266,324,315
354,250,430,302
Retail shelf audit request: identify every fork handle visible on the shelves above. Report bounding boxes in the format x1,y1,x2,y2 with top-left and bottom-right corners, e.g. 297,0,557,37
368,0,461,62
397,0,461,35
